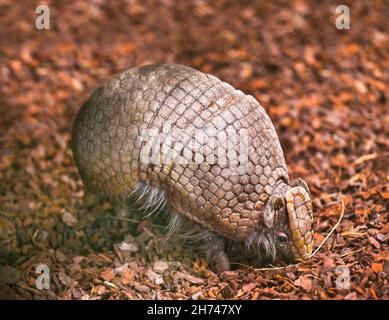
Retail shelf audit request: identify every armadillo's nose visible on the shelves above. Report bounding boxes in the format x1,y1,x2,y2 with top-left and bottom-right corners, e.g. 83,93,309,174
285,186,314,261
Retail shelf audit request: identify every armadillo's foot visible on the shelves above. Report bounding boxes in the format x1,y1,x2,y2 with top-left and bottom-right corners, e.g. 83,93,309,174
114,201,128,218
213,253,230,273
114,200,129,228
83,191,99,207
204,232,230,272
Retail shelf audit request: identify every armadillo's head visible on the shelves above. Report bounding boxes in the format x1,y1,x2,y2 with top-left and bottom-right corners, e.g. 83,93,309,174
257,178,314,262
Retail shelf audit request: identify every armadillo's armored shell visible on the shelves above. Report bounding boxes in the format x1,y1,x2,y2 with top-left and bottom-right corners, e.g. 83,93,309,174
72,64,289,240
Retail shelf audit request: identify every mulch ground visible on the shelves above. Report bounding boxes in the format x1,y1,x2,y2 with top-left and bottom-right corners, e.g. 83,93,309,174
0,0,388,300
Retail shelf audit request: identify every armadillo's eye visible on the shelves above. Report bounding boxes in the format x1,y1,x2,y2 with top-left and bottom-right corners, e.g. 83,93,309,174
277,232,288,243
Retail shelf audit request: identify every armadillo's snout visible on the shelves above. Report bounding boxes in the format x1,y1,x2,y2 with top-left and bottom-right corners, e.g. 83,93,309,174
285,185,314,260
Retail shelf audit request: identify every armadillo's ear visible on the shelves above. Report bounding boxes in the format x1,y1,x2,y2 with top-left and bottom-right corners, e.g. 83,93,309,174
273,195,284,211
262,195,284,228
290,178,310,195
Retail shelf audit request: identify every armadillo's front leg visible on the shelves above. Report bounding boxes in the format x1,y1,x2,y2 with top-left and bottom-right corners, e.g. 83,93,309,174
83,191,99,207
204,231,230,272
113,199,130,228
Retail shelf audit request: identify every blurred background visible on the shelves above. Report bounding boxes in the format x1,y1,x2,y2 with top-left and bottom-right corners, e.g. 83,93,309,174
0,0,388,299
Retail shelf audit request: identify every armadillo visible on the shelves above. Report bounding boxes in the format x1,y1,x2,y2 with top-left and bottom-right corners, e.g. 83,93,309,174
71,64,314,271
